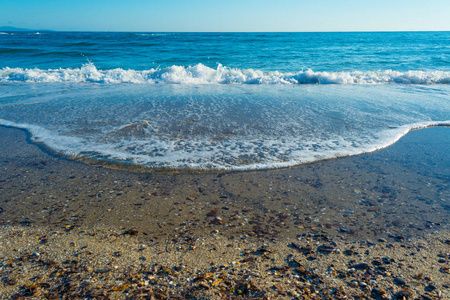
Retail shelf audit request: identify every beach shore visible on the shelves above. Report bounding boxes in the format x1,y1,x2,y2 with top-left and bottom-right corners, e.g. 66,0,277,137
0,125,449,299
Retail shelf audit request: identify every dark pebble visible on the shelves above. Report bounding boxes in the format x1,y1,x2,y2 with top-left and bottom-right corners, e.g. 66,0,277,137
372,287,385,296
425,284,437,291
350,262,369,270
343,249,354,255
372,260,383,266
395,290,412,299
383,256,393,264
318,244,335,252
395,235,406,241
122,227,140,236
438,258,447,263
394,277,407,285
291,242,301,249
174,265,183,271
322,243,335,249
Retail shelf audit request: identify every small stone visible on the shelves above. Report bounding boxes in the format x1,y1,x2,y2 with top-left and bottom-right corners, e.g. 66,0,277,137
421,294,432,300
318,244,335,252
291,242,301,249
373,287,386,296
350,262,369,270
340,227,350,233
383,256,393,264
206,210,218,217
394,277,407,285
395,290,412,299
211,217,225,225
378,238,387,243
123,227,139,236
174,265,183,271
350,281,359,287
395,235,406,241
343,249,354,255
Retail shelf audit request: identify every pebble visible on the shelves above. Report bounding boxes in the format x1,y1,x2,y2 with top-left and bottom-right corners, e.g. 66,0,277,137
383,256,393,264
350,262,369,270
373,287,386,296
394,277,407,285
318,244,335,252
340,227,350,233
395,290,412,298
372,260,383,266
343,249,354,255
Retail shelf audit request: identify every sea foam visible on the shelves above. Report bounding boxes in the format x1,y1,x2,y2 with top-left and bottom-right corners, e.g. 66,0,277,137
1,63,449,84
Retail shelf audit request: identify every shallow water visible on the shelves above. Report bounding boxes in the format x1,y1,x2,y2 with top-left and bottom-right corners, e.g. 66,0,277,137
0,31,449,170
0,83,449,170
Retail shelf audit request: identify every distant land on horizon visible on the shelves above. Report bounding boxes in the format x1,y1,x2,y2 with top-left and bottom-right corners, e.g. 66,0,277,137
0,26,54,32
1,26,449,33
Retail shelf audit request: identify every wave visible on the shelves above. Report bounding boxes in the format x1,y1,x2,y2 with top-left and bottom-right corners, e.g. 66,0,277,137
0,117,449,171
1,63,449,85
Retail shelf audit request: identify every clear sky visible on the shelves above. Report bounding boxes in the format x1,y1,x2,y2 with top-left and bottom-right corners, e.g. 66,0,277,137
1,0,449,32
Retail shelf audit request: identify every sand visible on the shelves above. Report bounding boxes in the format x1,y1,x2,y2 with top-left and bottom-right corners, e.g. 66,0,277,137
0,125,449,299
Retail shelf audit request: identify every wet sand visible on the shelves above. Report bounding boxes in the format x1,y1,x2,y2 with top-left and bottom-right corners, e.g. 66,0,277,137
0,125,449,299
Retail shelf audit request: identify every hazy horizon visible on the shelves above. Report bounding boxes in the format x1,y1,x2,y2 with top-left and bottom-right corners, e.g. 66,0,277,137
2,25,449,33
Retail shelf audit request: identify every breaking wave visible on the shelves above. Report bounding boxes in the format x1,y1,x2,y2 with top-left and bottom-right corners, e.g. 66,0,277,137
1,63,449,85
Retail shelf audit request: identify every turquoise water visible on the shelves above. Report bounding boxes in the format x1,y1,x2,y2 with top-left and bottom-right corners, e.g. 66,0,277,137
0,32,449,169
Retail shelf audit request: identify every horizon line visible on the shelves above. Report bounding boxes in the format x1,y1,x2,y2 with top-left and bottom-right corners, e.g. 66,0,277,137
1,26,449,34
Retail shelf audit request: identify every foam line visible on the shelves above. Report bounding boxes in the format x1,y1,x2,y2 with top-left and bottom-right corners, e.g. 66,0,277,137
0,118,448,171
1,63,449,85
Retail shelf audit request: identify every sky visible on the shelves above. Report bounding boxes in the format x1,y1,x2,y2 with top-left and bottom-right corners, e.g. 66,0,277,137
1,0,449,32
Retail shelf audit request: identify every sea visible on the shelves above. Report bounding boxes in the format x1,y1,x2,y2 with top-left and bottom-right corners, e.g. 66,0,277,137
0,31,449,170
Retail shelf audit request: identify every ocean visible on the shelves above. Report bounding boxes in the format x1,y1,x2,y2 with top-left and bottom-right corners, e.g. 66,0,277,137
0,31,449,170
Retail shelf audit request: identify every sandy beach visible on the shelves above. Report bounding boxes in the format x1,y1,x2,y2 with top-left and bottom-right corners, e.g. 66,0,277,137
0,125,449,299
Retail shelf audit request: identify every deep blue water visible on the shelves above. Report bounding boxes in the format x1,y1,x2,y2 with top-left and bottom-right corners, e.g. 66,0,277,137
0,31,449,169
1,31,450,72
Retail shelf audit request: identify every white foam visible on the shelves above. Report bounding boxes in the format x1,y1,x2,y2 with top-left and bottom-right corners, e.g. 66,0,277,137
1,63,449,85
1,118,448,170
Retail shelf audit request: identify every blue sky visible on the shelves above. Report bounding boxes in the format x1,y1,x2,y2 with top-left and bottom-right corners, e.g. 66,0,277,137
1,0,449,32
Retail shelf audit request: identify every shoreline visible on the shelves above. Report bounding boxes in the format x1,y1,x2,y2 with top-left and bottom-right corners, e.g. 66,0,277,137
0,125,449,299
0,120,449,173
